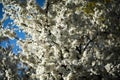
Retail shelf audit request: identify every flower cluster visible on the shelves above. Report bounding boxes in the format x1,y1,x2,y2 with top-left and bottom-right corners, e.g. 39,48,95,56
1,0,120,80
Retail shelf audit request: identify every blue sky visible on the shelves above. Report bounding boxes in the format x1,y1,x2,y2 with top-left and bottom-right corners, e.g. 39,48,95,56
0,0,45,54
0,3,3,19
36,0,45,7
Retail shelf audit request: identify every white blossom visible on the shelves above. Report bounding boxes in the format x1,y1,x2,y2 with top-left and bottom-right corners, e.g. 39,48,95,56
0,0,120,79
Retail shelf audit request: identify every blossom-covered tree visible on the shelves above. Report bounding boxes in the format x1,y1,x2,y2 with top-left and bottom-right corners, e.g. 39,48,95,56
0,0,120,80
